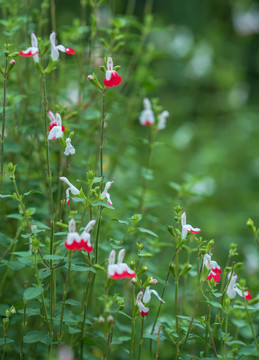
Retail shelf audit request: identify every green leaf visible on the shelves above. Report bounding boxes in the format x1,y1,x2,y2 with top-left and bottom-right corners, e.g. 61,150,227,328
92,201,114,209
118,311,132,320
23,190,42,197
38,268,51,279
0,338,14,346
143,334,166,342
0,194,13,199
202,300,223,310
44,254,65,261
112,218,129,226
24,287,44,300
65,299,81,306
23,331,50,345
6,213,23,220
18,308,41,317
137,227,158,237
70,264,96,273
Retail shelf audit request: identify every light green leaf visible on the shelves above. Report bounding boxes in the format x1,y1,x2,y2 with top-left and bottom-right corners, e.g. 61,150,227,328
24,287,44,300
137,227,158,237
23,331,50,345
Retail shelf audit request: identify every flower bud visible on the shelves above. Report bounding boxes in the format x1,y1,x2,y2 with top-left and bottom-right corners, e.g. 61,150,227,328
246,218,256,234
179,264,192,277
107,315,114,322
98,315,105,323
6,59,15,74
88,73,103,91
132,277,137,284
138,264,148,275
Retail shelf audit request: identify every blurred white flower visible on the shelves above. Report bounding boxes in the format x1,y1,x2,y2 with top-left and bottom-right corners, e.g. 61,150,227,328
227,273,252,300
139,98,155,126
100,178,115,205
64,138,75,156
50,31,76,61
157,110,169,131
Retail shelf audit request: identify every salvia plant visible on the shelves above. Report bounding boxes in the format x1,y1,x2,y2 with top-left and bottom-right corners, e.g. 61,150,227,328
0,1,258,360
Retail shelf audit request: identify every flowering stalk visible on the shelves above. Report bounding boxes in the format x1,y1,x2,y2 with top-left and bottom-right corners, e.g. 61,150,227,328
0,57,8,190
174,249,180,358
138,316,145,360
20,289,27,360
243,292,259,352
139,125,153,212
100,89,107,178
129,285,137,360
59,250,72,341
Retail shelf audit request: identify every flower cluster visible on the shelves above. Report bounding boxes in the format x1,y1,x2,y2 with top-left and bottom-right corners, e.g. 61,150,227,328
65,218,96,252
136,278,165,316
227,273,252,300
139,98,170,130
47,110,65,140
19,32,76,62
108,249,136,279
203,250,221,283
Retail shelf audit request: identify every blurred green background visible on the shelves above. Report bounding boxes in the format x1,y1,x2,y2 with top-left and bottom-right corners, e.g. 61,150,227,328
0,0,259,358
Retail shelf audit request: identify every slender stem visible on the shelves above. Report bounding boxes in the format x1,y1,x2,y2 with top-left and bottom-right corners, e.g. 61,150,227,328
138,316,145,360
0,57,8,190
155,326,162,360
150,247,179,354
80,272,92,360
1,321,7,360
50,0,56,32
139,126,153,212
20,297,26,360
95,208,102,264
34,252,51,333
59,251,72,341
174,251,180,359
129,286,136,360
204,293,212,356
224,312,229,359
100,89,107,178
243,296,259,352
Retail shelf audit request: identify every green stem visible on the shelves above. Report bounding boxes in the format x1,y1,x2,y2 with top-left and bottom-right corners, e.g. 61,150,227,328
100,89,107,178
139,125,153,212
174,251,180,359
0,57,8,190
20,297,26,360
243,296,259,352
150,247,179,352
50,0,56,32
59,251,72,341
224,312,229,359
80,272,92,360
34,252,51,334
204,293,212,356
129,286,136,360
138,316,145,360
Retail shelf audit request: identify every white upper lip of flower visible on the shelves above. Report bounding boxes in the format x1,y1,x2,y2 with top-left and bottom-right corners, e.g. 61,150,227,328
108,249,135,278
100,179,115,205
59,177,80,204
181,212,201,239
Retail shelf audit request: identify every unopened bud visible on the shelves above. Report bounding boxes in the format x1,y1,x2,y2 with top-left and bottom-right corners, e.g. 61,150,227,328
132,277,137,283
179,264,192,277
138,264,148,275
88,73,103,91
150,277,158,285
10,306,16,314
98,316,104,323
246,218,256,234
107,315,114,322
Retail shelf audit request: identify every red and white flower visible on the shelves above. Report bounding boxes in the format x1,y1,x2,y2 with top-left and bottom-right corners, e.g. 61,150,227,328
19,33,39,62
59,176,80,205
227,273,252,300
157,110,170,131
103,57,122,88
136,278,165,317
181,212,201,239
100,179,115,206
108,249,136,280
136,291,149,316
64,138,75,156
50,31,76,61
203,251,221,283
139,98,155,126
48,111,65,140
65,218,96,252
